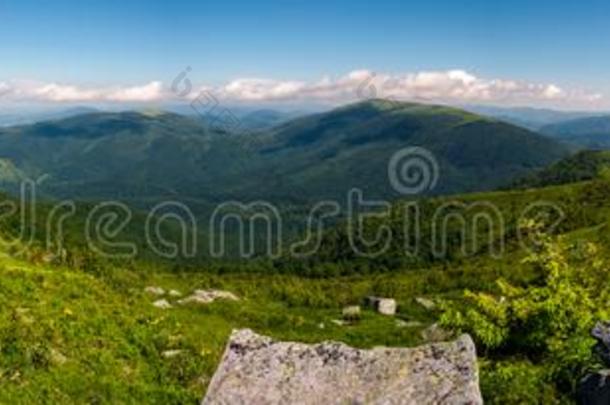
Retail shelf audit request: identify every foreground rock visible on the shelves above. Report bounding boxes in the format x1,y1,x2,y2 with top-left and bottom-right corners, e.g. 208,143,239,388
178,289,239,305
202,329,482,404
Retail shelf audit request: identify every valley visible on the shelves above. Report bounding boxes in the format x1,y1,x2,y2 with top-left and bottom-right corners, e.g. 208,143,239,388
0,104,608,402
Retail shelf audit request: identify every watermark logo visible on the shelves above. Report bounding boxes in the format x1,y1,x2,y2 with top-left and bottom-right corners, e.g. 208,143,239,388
388,146,439,195
170,66,247,135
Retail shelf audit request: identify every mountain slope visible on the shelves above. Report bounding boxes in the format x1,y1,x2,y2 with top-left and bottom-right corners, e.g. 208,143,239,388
541,115,610,148
0,100,569,205
513,150,610,189
233,100,570,200
464,105,595,130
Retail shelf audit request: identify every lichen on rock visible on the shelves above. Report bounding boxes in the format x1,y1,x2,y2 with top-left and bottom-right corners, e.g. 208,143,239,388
202,329,482,404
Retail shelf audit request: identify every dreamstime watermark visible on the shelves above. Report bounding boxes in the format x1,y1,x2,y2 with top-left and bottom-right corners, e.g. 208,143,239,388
388,146,439,195
0,148,567,262
171,66,247,135
356,71,433,106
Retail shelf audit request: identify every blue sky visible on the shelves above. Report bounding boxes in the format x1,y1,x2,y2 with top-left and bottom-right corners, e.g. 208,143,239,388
1,0,609,109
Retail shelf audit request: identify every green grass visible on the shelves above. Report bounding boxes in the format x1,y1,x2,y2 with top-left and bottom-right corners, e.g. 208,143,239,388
2,175,610,403
0,253,450,403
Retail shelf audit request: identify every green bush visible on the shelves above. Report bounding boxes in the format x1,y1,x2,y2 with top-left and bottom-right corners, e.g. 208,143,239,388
441,223,606,401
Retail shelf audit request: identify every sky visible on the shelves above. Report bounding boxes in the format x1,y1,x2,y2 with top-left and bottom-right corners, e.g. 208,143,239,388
0,0,609,110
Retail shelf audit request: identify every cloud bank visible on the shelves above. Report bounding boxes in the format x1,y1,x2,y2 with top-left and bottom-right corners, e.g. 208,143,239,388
0,80,165,103
0,70,604,109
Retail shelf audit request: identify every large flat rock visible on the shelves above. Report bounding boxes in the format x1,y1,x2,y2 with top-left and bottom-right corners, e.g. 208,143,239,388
203,329,482,405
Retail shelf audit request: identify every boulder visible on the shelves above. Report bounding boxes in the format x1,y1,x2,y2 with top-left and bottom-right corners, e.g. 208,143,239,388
366,296,397,316
202,329,482,404
178,289,239,305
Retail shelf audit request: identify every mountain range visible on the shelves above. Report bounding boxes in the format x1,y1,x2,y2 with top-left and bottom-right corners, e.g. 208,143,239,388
541,115,610,149
0,100,570,208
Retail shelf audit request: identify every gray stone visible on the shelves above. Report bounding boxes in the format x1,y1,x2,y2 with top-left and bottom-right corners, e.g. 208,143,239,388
366,296,397,316
168,289,182,297
145,286,165,296
162,350,183,358
342,305,361,321
178,289,239,305
396,319,424,328
416,297,437,310
592,321,610,366
202,329,482,405
152,299,172,309
420,323,452,342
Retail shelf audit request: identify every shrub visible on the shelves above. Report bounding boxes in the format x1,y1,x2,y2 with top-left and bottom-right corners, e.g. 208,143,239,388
440,223,607,401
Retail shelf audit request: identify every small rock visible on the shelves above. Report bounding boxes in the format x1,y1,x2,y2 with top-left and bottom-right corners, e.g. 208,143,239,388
162,350,183,358
592,321,610,366
153,299,172,309
168,289,182,297
366,296,397,316
50,348,67,365
318,322,325,329
42,253,56,264
145,286,165,296
331,319,345,326
396,319,423,328
415,297,436,310
178,289,239,305
342,305,361,321
420,323,452,342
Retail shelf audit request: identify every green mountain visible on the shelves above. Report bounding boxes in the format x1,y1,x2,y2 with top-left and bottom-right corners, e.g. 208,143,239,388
239,109,303,130
0,100,569,206
541,115,610,148
513,149,610,189
465,105,595,131
237,100,569,201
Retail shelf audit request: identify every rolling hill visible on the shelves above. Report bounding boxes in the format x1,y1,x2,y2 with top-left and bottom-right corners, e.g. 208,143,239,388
541,115,610,148
0,100,569,206
513,149,610,189
464,105,596,131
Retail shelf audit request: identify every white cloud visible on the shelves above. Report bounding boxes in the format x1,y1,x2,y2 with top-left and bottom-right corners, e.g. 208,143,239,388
207,69,604,108
0,70,604,109
222,78,306,101
0,80,165,103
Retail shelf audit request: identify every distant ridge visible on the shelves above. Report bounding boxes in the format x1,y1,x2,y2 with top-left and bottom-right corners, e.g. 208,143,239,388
0,100,569,205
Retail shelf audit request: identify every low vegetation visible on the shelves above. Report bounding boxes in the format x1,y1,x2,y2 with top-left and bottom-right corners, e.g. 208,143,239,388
0,148,610,403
